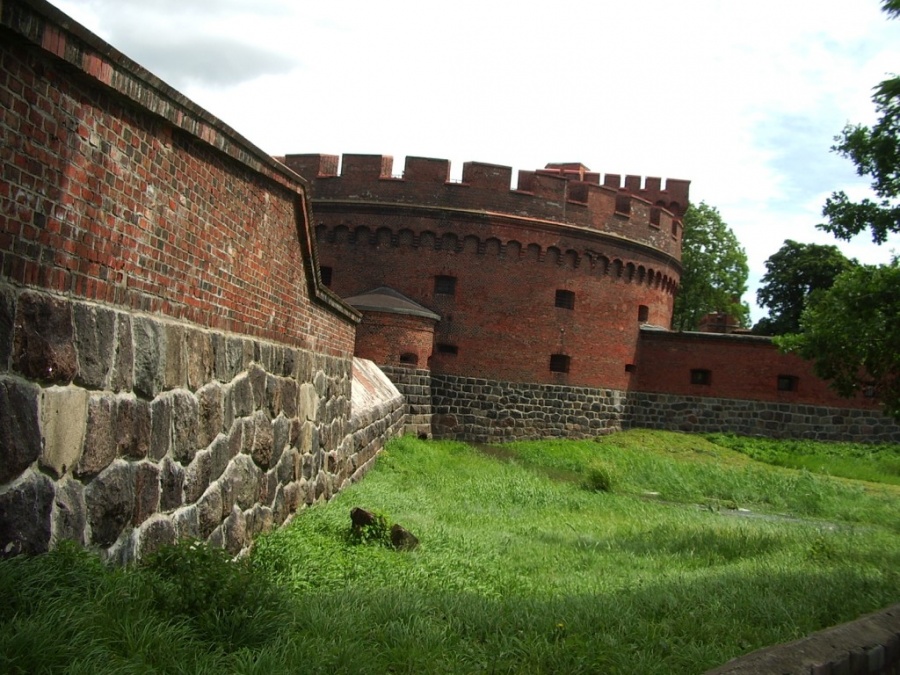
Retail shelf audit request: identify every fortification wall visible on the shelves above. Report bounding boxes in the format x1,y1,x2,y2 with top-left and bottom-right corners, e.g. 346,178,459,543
284,154,688,259
0,0,403,561
295,152,682,390
635,329,885,410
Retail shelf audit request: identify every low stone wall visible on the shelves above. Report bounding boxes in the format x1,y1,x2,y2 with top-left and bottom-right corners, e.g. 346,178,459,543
705,603,900,675
379,365,433,438
430,373,625,442
625,391,900,442
0,288,403,562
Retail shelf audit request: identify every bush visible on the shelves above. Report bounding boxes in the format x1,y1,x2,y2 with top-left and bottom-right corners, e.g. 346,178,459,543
584,462,617,492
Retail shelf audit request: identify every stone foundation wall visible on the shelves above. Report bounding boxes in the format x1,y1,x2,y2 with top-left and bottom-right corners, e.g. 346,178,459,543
379,365,433,438
625,391,900,442
430,373,625,443
0,288,403,562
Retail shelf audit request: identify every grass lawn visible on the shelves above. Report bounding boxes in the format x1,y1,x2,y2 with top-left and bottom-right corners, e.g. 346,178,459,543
2,430,899,674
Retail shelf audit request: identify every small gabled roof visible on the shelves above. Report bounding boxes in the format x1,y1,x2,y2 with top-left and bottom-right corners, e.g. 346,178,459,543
343,287,440,321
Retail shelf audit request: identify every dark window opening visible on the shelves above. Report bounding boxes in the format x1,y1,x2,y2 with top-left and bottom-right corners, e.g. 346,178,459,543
777,375,798,392
319,266,332,286
625,363,636,373
436,343,458,355
638,305,649,322
690,369,711,385
399,352,418,366
555,289,575,310
434,275,456,295
550,354,571,373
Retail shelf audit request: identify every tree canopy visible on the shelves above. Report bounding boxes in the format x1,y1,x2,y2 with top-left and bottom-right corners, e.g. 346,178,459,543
672,202,749,331
777,261,900,419
753,240,856,335
780,0,900,420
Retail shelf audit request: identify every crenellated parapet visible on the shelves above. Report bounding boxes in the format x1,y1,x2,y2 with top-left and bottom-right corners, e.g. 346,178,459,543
282,154,689,261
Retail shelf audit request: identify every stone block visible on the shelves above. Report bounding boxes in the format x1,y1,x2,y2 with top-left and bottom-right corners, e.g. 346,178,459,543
150,394,173,461
197,484,223,539
85,460,135,548
222,454,261,511
299,382,318,422
265,374,282,417
115,396,151,459
0,378,42,485
109,313,134,393
52,478,86,547
13,292,77,384
133,317,165,398
73,303,115,389
221,506,247,555
183,449,212,504
40,386,89,477
133,462,160,526
197,383,224,449
159,457,184,512
249,364,266,410
231,372,254,418
250,411,274,469
136,516,176,559
171,389,199,464
0,470,55,557
164,324,186,390
173,505,199,539
76,394,117,477
186,330,212,391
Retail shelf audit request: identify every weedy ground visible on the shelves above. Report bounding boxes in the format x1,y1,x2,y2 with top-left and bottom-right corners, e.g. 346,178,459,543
2,430,899,674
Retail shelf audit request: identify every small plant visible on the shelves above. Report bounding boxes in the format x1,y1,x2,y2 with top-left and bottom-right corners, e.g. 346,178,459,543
584,461,617,492
349,507,393,547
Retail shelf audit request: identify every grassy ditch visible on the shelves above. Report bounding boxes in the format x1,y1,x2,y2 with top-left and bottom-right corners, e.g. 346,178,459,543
2,431,899,674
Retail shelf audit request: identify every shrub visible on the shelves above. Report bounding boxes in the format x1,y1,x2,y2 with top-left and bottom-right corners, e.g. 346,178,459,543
584,462,617,492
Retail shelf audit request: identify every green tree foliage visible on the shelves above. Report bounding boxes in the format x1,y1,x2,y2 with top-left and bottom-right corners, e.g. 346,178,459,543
753,240,856,335
820,2,900,243
777,261,900,420
782,0,900,420
672,202,749,331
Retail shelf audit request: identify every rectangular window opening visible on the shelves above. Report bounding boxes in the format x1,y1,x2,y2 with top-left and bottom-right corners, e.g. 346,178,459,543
638,305,649,322
550,354,571,373
434,275,456,296
555,289,575,310
777,375,798,392
625,363,636,373
436,343,458,355
690,369,711,385
319,266,332,287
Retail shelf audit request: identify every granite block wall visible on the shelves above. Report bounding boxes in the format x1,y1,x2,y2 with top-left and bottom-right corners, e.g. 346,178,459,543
430,373,625,443
0,287,408,562
625,391,900,442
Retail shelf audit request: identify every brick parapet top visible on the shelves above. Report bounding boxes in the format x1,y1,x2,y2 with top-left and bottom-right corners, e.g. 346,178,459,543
2,0,357,325
282,153,689,258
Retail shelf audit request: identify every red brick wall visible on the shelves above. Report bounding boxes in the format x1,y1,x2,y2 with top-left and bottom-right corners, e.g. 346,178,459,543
635,330,881,409
314,213,677,389
0,0,356,356
353,311,436,368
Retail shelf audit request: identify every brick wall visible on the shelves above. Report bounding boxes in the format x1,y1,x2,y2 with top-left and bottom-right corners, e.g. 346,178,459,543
312,216,676,390
0,0,408,562
635,329,883,409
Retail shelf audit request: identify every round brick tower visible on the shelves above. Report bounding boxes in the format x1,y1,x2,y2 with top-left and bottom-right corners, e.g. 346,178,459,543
284,154,688,392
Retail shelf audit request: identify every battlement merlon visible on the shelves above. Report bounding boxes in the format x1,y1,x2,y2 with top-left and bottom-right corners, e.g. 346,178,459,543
280,153,688,252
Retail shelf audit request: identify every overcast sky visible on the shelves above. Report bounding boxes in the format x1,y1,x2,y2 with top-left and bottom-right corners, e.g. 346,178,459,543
51,0,900,322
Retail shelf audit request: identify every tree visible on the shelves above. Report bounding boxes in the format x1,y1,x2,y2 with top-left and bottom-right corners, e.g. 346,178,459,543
819,2,900,243
672,202,749,331
752,240,856,335
779,0,900,420
777,261,900,419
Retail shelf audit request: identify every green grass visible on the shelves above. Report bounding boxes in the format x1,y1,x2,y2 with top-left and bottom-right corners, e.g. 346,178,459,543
706,433,900,486
2,430,900,674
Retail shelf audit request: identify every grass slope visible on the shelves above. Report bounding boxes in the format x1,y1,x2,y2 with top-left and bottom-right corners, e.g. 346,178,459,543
2,430,899,674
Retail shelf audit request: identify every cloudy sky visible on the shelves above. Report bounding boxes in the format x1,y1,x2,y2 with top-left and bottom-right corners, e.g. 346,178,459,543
51,0,900,322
